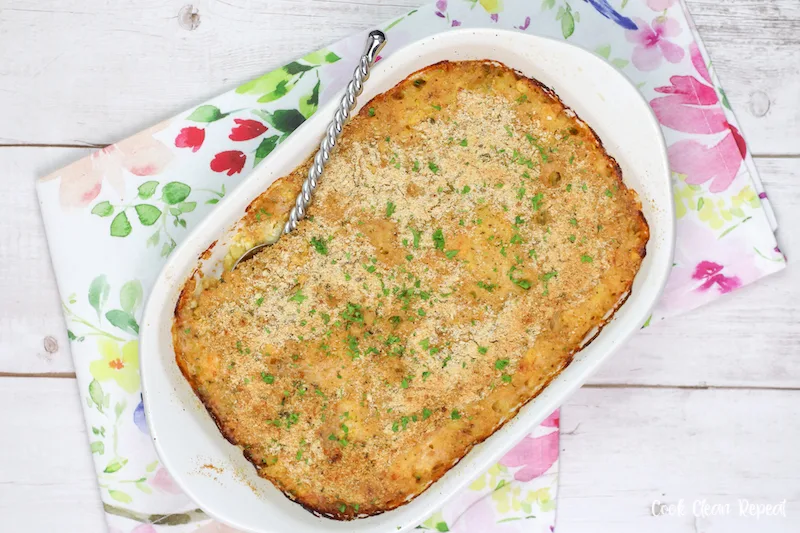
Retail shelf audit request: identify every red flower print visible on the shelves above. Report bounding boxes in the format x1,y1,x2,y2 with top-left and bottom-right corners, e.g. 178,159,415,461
229,119,268,141
650,43,747,193
692,260,742,294
210,150,246,176
175,127,205,152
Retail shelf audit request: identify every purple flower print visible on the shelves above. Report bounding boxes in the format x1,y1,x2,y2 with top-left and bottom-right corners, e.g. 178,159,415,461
490,13,499,22
517,16,531,30
134,395,148,434
435,0,447,18
452,20,461,27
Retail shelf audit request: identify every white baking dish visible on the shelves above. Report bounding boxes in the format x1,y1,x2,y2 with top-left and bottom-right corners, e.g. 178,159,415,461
140,28,674,533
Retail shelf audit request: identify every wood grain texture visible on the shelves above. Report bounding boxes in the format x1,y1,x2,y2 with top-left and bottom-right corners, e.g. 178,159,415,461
0,147,94,374
0,377,107,532
0,0,797,154
3,146,796,387
559,386,799,533
2,378,796,532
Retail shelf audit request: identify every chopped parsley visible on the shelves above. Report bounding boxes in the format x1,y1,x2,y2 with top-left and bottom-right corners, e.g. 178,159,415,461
412,160,421,173
462,185,471,194
581,254,594,263
459,138,468,146
431,104,442,111
261,372,274,384
310,236,328,255
288,290,307,304
569,217,578,226
410,227,422,249
368,107,375,117
478,346,488,355
495,359,510,370
386,201,396,218
255,296,264,306
450,410,462,420
432,228,445,251
428,161,440,174
422,407,432,420
531,193,544,211
568,234,576,243
605,188,613,197
444,249,459,259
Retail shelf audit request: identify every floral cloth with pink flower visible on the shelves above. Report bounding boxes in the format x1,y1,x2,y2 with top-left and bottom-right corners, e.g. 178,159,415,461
36,1,783,533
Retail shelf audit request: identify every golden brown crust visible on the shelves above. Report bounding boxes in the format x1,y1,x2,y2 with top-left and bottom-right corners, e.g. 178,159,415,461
173,60,649,519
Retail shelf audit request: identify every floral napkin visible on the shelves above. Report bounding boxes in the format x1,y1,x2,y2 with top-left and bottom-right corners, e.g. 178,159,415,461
36,1,784,532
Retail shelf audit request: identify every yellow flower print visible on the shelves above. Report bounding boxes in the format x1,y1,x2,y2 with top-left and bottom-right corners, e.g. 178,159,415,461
479,0,503,14
89,339,140,393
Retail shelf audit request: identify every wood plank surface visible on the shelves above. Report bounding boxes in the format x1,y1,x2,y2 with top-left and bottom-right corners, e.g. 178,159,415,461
2,377,796,532
0,0,797,155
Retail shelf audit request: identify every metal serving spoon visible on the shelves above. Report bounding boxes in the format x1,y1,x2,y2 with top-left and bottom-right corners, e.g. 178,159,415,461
233,30,387,270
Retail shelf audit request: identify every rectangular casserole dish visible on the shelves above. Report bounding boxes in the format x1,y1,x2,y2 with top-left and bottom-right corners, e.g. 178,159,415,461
140,28,675,533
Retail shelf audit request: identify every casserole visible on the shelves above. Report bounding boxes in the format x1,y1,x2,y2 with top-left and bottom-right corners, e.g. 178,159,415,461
140,28,674,533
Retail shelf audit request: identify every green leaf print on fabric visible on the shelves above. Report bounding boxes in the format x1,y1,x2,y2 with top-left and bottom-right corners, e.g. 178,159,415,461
110,212,132,237
105,309,140,335
134,204,161,226
137,180,158,199
302,49,342,65
89,379,107,413
90,441,105,454
91,180,221,256
104,458,128,473
91,201,114,217
595,44,630,69
556,4,576,38
254,136,280,167
162,182,191,204
300,78,321,119
186,105,228,123
237,51,339,103
108,489,133,504
88,275,110,320
262,109,307,135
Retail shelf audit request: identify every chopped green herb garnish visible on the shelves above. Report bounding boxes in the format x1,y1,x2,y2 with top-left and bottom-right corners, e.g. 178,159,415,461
368,107,375,117
431,104,441,111
478,346,488,355
450,410,461,420
531,193,544,211
569,217,578,226
444,249,459,259
504,125,513,137
412,160,421,172
428,161,440,174
310,236,328,255
386,201,396,218
604,188,613,197
566,183,572,192
581,254,594,263
255,297,264,306
569,234,576,243
495,359,510,370
432,228,445,251
288,290,307,304
501,374,512,383
261,372,274,384
516,94,528,103
459,138,468,146
422,407,432,420
462,185,471,194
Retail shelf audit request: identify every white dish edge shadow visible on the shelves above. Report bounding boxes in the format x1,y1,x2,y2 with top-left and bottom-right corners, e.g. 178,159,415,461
140,28,675,533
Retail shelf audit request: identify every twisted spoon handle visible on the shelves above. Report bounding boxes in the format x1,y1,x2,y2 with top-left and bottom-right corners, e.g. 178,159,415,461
283,30,387,234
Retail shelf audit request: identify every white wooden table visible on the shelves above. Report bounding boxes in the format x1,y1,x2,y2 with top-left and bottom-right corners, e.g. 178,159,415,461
1,1,798,532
